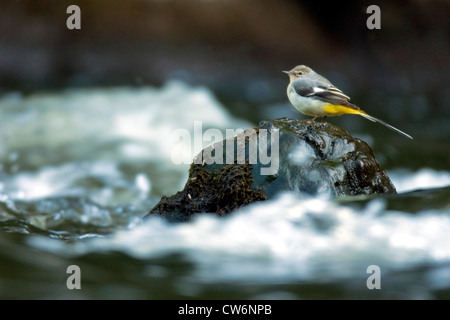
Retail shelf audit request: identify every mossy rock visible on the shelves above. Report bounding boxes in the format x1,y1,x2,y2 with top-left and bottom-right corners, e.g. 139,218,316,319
146,118,396,220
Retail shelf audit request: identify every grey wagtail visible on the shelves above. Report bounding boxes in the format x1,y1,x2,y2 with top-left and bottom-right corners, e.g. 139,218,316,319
283,65,413,139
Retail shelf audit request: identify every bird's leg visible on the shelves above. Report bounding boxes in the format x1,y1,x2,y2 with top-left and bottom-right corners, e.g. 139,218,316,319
322,115,327,122
311,115,318,121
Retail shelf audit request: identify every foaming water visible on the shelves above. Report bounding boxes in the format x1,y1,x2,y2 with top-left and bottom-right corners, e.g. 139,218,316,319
389,168,450,193
28,192,450,285
0,82,449,299
0,82,251,197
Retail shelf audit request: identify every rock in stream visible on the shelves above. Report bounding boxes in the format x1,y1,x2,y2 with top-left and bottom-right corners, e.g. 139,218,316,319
146,118,396,220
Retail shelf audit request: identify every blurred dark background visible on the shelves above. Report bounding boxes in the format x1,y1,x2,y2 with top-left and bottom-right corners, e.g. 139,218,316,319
1,0,449,145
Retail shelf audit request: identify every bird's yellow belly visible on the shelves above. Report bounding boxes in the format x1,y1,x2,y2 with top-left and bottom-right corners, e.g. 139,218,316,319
323,104,361,116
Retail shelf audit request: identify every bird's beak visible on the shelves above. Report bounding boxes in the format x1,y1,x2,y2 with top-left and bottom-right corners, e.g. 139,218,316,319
282,71,290,75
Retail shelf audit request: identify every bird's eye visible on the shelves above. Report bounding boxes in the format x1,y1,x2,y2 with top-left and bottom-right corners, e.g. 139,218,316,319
297,72,303,76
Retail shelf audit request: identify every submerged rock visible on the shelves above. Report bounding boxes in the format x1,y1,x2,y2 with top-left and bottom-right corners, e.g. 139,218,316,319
146,118,396,220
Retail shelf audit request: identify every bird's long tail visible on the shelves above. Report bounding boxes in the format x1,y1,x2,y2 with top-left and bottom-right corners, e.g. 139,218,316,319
359,112,413,140
323,104,413,139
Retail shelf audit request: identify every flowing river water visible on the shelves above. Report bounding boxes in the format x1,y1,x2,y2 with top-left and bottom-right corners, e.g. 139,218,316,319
0,82,449,299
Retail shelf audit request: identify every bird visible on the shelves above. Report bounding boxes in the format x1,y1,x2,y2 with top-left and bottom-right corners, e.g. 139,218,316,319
283,65,413,139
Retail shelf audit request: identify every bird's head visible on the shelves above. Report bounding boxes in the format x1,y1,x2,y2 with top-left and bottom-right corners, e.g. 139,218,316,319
283,65,313,82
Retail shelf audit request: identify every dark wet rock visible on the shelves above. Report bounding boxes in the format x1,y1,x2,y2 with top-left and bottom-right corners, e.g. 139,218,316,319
146,118,396,220
147,163,267,221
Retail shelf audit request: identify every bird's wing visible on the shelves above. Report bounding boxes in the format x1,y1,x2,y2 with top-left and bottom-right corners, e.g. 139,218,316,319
292,80,360,110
